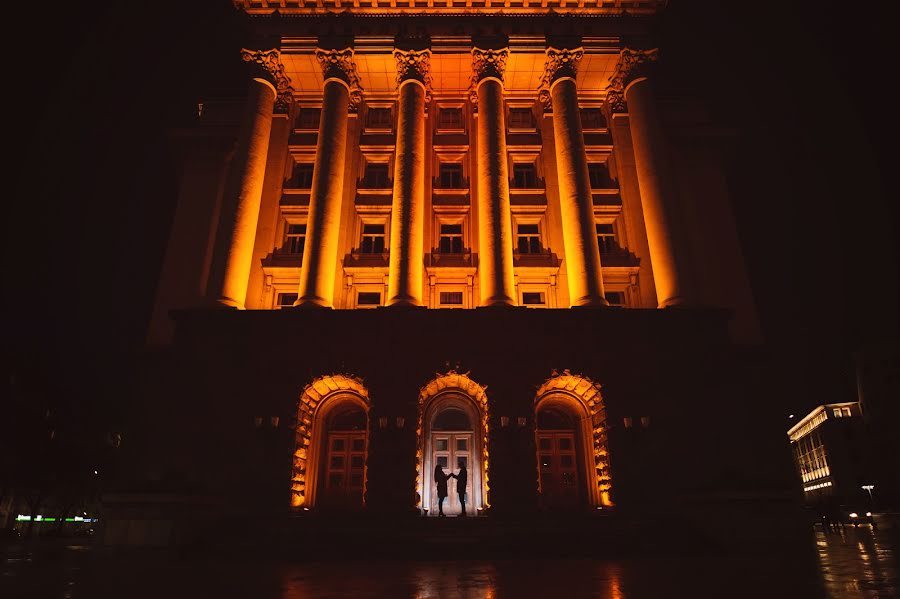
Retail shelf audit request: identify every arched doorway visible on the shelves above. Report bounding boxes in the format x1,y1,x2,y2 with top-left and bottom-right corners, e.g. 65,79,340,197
292,375,371,510
534,373,613,509
535,402,583,508
417,372,490,516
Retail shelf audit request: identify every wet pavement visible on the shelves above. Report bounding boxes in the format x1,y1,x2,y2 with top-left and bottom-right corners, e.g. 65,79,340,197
2,524,898,598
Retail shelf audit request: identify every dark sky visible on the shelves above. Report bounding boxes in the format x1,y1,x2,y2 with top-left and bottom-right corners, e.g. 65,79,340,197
6,1,898,416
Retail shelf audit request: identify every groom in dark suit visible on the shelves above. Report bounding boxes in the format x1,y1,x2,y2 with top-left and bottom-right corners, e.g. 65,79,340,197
451,459,468,517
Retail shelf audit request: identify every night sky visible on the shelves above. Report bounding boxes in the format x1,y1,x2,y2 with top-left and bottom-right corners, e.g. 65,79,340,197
6,1,898,422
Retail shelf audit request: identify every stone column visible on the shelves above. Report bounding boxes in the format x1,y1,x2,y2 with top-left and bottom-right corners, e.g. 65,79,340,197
295,49,362,307
540,47,607,307
387,49,431,306
472,47,516,306
214,48,294,308
607,48,692,308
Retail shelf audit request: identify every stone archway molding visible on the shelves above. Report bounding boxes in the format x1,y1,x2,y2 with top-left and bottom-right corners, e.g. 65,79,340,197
535,370,613,507
292,373,371,508
416,370,491,511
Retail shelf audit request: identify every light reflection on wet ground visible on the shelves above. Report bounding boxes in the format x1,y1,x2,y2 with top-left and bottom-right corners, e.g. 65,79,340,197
2,525,897,598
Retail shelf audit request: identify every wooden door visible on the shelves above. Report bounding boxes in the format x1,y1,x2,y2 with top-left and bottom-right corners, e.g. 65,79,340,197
430,431,472,515
322,431,366,509
536,430,579,509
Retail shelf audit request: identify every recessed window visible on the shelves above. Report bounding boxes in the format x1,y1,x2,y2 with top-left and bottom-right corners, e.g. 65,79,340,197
605,291,626,307
438,107,463,130
439,224,464,254
516,224,542,254
366,107,392,129
438,163,464,189
360,224,386,254
842,407,852,417
509,107,533,129
297,108,321,130
512,163,539,188
362,163,390,188
522,292,546,305
580,108,606,130
357,292,382,306
284,223,307,255
275,292,298,309
588,163,614,189
292,163,314,189
833,408,842,418
596,224,617,255
439,291,464,305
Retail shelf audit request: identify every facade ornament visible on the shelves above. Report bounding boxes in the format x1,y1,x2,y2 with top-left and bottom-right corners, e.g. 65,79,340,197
603,47,660,116
537,47,584,111
241,48,295,113
315,47,364,111
602,88,627,120
393,48,433,107
468,47,509,111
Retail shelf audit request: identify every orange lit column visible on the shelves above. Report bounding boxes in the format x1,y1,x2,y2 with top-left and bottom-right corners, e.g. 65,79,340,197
472,47,516,306
541,47,607,307
608,48,692,307
387,49,430,306
213,50,287,308
296,49,361,307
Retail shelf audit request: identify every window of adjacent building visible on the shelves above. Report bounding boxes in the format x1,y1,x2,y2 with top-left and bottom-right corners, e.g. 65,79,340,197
596,223,617,255
439,223,464,254
292,163,314,188
438,163,464,189
284,223,307,255
360,224,386,254
580,108,605,130
508,107,533,129
297,108,321,130
439,291,464,305
357,291,382,306
512,163,539,188
362,163,390,188
843,407,852,417
588,163,613,189
366,107,392,129
517,223,542,254
833,408,842,418
605,291,626,307
522,292,546,306
438,107,463,130
275,293,298,309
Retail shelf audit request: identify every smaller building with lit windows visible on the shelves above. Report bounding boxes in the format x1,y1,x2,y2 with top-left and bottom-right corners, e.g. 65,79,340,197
787,402,874,505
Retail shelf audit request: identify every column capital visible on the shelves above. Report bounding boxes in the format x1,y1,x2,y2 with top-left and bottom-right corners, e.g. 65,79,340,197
471,47,509,83
608,48,660,92
315,47,364,110
603,48,659,119
602,88,627,121
469,47,509,110
393,48,433,88
393,48,433,109
240,48,295,113
538,47,584,110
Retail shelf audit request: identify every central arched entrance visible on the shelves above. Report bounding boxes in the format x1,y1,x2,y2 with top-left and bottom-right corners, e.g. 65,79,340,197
417,372,490,516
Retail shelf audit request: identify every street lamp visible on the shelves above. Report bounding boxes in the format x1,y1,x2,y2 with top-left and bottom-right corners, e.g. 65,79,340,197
862,484,875,502
862,484,876,518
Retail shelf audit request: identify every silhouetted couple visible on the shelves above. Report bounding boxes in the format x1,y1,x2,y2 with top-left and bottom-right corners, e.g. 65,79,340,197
433,460,467,517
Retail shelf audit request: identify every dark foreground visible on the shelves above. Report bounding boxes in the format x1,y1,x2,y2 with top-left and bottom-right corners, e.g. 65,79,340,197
2,523,898,598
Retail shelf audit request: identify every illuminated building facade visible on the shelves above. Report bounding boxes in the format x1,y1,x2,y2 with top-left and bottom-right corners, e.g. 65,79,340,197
787,402,874,505
141,0,781,526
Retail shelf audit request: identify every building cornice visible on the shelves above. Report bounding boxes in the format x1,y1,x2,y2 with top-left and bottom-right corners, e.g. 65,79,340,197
233,0,666,17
